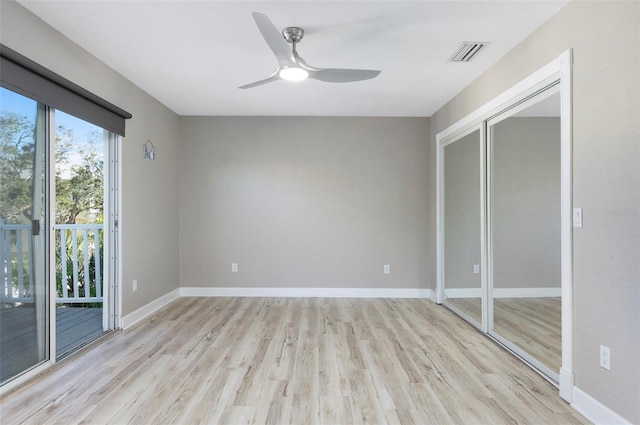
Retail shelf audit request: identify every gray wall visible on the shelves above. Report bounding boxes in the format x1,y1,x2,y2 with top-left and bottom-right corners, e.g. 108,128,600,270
179,116,430,289
0,1,181,316
429,1,640,422
443,130,481,290
492,117,561,289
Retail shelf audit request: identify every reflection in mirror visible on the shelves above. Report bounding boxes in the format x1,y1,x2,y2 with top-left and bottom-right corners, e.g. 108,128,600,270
443,129,482,325
489,90,561,374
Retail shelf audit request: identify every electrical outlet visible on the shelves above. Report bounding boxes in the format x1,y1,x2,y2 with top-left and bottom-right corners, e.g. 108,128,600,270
231,263,238,273
600,345,610,370
133,279,138,292
473,264,480,274
384,265,390,274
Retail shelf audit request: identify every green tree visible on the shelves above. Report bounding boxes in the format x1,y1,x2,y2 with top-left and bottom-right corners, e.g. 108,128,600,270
1,112,104,225
0,112,37,223
55,128,103,224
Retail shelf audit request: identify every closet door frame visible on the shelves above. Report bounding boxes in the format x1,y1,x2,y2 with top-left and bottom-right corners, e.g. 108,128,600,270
436,49,574,402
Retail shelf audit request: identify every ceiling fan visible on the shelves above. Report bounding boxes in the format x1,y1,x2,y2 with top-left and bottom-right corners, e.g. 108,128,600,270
239,12,381,89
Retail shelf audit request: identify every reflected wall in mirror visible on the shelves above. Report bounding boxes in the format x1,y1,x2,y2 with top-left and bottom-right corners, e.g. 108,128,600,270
489,89,562,374
443,129,482,325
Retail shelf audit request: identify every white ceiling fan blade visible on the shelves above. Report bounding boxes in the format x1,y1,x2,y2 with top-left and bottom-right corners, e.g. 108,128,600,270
252,12,296,67
242,13,381,89
239,70,280,89
308,68,381,83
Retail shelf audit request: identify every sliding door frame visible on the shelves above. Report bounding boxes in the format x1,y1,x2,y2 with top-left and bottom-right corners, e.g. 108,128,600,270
436,49,574,401
104,131,121,331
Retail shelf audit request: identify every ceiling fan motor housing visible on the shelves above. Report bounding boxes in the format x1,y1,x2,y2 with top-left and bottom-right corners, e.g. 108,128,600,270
282,26,304,44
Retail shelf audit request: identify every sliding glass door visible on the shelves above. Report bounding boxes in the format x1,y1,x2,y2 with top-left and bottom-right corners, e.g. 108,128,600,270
0,87,48,383
1,45,128,392
1,86,118,387
54,111,108,359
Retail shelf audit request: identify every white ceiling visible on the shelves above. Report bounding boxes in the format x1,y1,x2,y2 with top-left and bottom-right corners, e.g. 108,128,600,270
18,1,568,117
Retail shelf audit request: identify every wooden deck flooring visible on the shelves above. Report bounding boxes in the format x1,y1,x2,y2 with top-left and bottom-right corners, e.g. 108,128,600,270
0,306,104,383
56,307,104,357
0,298,587,425
0,306,42,383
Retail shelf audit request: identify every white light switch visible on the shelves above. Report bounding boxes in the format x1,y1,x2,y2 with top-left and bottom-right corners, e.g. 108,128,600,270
384,265,390,274
473,265,480,274
600,345,611,370
573,208,583,228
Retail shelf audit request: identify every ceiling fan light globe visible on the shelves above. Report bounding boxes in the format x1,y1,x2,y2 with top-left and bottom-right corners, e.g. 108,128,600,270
279,66,309,82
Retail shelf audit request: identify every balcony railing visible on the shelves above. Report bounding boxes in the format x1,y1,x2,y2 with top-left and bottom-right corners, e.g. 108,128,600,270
0,220,104,305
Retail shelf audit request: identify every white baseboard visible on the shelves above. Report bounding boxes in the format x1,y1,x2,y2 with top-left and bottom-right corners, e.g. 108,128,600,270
120,288,180,330
572,387,632,425
444,287,561,299
495,287,561,298
445,288,482,298
428,290,438,303
180,286,433,299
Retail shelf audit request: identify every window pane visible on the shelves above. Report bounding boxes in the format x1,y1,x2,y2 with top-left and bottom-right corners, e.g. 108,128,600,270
54,110,106,358
0,87,48,384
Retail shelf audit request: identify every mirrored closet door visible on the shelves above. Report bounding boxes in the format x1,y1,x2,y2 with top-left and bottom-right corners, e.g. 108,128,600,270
487,85,562,380
437,71,569,387
440,127,484,328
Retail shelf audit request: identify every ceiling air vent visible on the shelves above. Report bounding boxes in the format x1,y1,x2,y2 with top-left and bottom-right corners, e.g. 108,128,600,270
449,42,487,62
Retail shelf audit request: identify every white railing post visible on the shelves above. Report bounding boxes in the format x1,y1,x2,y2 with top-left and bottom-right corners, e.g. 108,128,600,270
54,224,104,305
71,227,79,299
83,228,90,301
16,230,24,298
94,228,101,299
60,228,68,300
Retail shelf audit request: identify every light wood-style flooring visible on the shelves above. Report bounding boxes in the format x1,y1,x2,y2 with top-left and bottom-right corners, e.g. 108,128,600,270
494,298,561,372
445,297,561,372
0,297,587,424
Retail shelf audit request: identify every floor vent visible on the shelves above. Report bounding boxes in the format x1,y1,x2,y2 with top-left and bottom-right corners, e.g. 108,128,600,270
449,42,487,62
